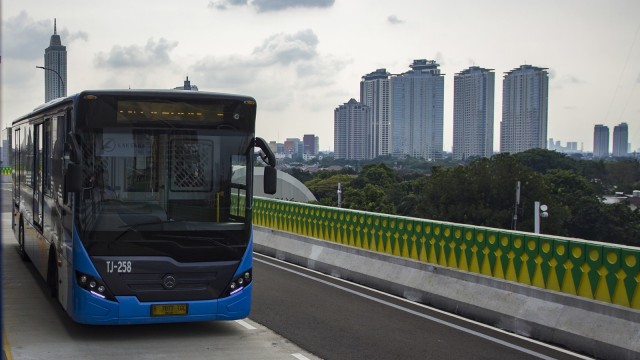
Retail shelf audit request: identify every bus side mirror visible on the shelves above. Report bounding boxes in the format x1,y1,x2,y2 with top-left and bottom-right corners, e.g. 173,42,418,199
264,166,277,195
66,164,83,193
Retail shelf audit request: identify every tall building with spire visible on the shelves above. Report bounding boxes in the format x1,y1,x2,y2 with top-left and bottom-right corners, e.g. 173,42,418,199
44,19,67,102
500,65,548,154
174,76,199,91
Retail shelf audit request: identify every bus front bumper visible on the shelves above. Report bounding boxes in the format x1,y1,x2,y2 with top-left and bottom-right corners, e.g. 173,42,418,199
71,283,252,325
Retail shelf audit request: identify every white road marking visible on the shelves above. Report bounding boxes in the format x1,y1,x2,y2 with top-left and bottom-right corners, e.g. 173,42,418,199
291,353,310,360
235,319,257,330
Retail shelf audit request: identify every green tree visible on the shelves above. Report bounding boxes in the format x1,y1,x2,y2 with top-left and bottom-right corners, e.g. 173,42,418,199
343,183,395,213
305,173,356,207
513,148,578,173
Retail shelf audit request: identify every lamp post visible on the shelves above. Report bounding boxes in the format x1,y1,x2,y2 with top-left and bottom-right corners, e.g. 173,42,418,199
36,65,65,100
534,201,549,234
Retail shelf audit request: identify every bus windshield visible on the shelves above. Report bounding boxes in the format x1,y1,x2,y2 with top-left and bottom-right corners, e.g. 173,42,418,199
75,128,253,262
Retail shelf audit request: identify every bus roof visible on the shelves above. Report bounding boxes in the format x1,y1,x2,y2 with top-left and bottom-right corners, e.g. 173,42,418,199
13,89,256,125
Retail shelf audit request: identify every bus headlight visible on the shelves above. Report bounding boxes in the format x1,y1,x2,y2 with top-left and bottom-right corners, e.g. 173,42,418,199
75,271,117,302
224,270,252,297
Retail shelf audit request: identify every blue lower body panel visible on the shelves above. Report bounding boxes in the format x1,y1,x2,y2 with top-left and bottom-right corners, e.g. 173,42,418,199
71,282,252,325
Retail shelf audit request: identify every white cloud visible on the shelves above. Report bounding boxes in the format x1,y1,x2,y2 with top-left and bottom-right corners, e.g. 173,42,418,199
252,0,334,12
2,11,87,61
209,0,334,12
387,15,404,25
208,0,248,10
94,38,179,69
253,29,319,65
189,29,345,112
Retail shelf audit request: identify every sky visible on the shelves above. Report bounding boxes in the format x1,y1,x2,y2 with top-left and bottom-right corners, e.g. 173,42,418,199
2,0,640,153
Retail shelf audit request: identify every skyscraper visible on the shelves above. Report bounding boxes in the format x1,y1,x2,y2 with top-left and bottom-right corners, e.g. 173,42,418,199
391,59,444,160
500,65,548,154
44,19,67,102
593,124,610,158
612,122,629,157
360,69,391,159
334,99,369,160
453,66,495,160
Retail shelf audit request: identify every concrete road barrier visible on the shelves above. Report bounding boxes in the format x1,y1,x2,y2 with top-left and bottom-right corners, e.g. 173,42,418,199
254,226,640,360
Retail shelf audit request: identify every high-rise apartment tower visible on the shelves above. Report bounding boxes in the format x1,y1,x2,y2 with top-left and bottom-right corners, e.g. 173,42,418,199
453,66,495,160
593,124,610,158
612,122,629,157
334,99,369,160
360,69,391,159
391,59,444,160
500,65,548,154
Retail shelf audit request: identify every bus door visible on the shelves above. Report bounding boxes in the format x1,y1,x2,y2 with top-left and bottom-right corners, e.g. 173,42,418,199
34,123,45,228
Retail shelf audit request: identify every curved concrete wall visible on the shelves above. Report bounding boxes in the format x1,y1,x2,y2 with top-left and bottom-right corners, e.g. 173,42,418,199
233,167,316,202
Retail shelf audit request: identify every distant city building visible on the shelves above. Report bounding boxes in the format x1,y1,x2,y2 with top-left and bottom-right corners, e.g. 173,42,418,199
303,134,319,157
284,138,303,157
453,66,495,160
268,141,277,154
174,76,199,91
500,65,549,154
548,138,581,153
360,69,391,159
391,59,444,160
334,98,369,160
612,122,629,157
44,19,67,102
593,124,610,158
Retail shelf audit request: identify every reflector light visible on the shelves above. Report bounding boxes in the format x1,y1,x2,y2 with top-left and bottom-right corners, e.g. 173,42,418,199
90,291,106,299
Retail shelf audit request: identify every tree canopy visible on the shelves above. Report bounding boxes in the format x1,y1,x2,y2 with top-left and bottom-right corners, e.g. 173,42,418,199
283,150,640,246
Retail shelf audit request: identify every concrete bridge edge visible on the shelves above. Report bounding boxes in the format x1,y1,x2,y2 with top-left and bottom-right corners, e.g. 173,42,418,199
253,226,640,360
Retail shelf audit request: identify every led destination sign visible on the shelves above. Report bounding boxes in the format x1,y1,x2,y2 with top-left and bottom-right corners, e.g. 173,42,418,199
117,101,225,123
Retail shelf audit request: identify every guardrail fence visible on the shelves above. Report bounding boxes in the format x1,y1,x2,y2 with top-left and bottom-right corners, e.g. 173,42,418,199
254,197,640,310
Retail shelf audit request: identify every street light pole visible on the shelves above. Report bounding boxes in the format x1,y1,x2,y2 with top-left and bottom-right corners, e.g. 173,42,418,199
534,201,549,234
36,65,65,100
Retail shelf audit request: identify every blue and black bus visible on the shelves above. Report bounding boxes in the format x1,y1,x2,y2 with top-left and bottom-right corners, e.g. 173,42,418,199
12,90,277,324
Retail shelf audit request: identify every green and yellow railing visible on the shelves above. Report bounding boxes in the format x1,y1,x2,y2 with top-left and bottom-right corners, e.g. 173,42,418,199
1,167,11,176
254,197,640,310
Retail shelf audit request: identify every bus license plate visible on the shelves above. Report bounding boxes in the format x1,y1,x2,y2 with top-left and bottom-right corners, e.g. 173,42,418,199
151,304,188,316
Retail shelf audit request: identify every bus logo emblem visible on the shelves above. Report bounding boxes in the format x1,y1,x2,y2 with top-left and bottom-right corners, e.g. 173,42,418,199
162,274,177,290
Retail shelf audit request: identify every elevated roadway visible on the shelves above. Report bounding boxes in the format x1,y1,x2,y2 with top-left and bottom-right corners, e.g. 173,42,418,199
2,182,590,359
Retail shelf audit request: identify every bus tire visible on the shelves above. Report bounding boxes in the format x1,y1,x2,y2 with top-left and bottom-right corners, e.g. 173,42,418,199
47,247,59,299
18,220,29,262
